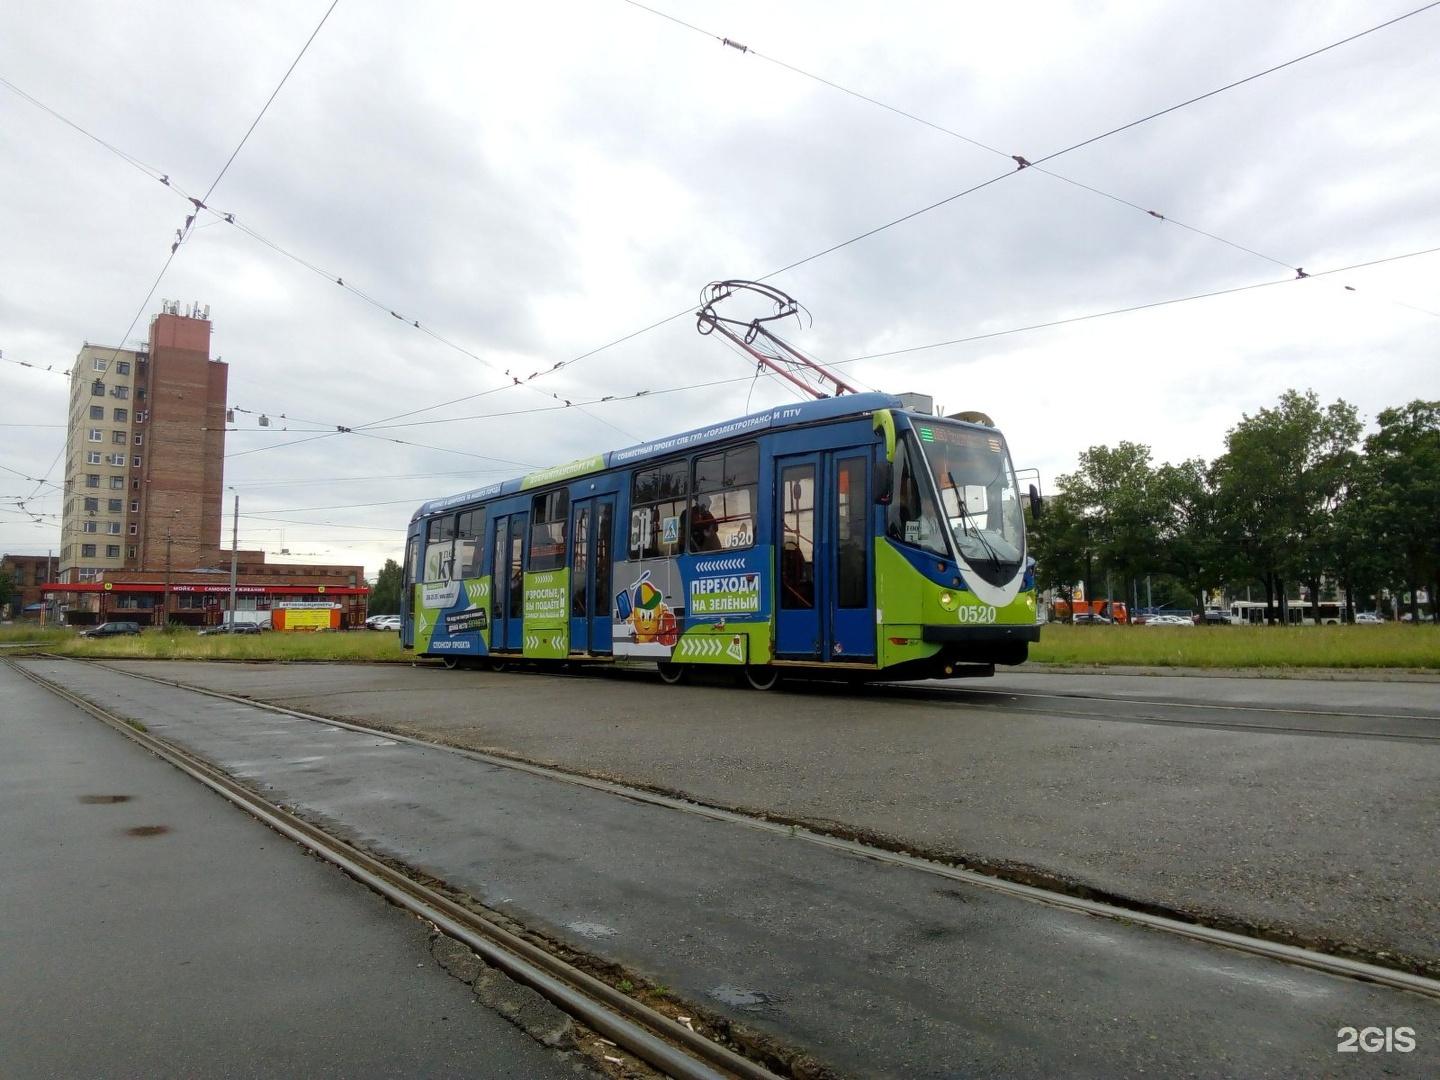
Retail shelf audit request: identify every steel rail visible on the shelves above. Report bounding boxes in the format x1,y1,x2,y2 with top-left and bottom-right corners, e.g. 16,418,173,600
9,659,783,1080
32,656,1440,1001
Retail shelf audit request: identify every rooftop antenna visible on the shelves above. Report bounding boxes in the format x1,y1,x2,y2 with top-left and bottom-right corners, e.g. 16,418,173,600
696,280,860,400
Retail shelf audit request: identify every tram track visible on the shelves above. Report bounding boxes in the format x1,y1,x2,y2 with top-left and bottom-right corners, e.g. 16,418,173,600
20,655,1440,1000
853,680,1440,742
8,658,787,1080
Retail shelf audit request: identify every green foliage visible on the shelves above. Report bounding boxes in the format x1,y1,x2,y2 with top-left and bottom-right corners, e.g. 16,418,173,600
1033,623,1439,670
0,569,14,612
1038,390,1434,623
369,558,404,615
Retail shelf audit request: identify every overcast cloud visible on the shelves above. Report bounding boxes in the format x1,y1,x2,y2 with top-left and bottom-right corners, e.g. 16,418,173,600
3,0,1438,577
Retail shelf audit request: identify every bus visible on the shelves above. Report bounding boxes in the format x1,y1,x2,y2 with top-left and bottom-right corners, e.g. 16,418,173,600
401,393,1040,688
1228,599,1343,625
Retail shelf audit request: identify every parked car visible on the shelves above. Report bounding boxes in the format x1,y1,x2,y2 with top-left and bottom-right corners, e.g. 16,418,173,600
1353,613,1384,625
1145,614,1194,627
1072,613,1111,625
198,623,264,635
1202,609,1231,625
367,614,402,631
78,621,140,638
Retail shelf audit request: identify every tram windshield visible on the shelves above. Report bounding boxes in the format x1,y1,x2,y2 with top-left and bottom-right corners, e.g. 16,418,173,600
913,421,1026,586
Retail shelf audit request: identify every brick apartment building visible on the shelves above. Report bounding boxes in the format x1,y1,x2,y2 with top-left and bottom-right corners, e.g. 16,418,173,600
50,304,368,627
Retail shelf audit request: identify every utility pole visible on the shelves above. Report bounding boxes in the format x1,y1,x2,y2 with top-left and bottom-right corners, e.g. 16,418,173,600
228,491,239,630
162,509,180,629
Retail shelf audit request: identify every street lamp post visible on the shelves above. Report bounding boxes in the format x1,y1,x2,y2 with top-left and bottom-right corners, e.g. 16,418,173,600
161,509,180,629
227,491,239,630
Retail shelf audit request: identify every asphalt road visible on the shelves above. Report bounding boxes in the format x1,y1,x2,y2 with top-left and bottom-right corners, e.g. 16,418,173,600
16,657,1440,1078
0,662,595,1080
99,657,1440,975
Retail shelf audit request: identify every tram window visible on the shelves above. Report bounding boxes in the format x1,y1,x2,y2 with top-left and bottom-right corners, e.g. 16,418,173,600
405,536,420,586
424,516,456,582
530,490,569,571
885,440,947,557
456,509,485,578
779,464,815,609
692,443,757,551
836,457,868,608
572,505,590,617
492,526,507,618
629,458,688,559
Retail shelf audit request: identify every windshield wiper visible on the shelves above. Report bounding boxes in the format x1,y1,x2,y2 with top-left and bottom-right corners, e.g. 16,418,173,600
947,470,1003,564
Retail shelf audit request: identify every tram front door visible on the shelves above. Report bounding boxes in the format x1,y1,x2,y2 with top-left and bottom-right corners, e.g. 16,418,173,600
774,450,875,662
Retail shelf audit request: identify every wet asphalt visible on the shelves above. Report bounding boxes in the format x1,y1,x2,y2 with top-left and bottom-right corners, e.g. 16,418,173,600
0,663,594,1080
15,657,1440,1078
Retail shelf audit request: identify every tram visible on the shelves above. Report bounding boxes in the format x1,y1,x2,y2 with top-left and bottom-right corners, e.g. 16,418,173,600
401,393,1040,687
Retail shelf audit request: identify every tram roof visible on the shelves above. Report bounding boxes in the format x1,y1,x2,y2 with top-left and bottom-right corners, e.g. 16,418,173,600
411,392,912,522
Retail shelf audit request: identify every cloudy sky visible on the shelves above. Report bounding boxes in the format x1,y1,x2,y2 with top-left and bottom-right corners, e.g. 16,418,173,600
3,0,1438,578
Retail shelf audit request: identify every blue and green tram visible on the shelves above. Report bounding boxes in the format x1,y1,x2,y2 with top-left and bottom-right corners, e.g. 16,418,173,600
401,393,1040,687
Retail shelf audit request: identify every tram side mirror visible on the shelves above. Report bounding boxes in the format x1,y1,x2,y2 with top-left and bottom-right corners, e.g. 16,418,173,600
874,460,894,505
1028,484,1043,519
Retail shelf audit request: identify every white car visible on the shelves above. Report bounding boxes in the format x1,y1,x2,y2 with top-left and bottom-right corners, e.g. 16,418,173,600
1353,612,1384,625
366,614,402,631
1145,614,1194,626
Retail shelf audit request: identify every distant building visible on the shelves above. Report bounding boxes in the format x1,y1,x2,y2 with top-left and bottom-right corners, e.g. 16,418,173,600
50,303,367,626
1,553,60,619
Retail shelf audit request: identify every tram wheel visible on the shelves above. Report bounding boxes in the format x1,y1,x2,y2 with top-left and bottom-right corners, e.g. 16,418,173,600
656,662,688,685
742,664,780,691
488,656,509,672
441,656,459,670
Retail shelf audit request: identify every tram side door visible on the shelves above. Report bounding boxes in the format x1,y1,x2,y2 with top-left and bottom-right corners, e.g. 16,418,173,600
568,496,615,655
774,450,876,662
490,512,528,651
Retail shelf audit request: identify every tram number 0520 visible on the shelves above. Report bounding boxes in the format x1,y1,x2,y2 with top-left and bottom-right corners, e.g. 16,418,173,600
956,604,997,624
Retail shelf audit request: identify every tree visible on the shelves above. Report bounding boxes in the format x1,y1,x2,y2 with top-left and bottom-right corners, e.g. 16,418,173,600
1357,400,1440,621
1211,390,1360,623
1152,459,1222,611
0,569,14,616
368,558,404,615
1053,442,1165,609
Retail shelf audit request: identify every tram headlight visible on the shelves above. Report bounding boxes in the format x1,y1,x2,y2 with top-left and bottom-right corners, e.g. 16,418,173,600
938,590,958,611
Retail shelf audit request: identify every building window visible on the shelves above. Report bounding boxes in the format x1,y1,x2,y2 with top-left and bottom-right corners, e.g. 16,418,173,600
84,497,99,512
132,455,142,468
106,545,120,558
86,474,100,488
110,476,125,489
116,361,131,375
88,428,103,442
93,357,108,372
92,380,105,396
128,524,138,535
79,567,99,581
108,454,126,466
107,522,121,534
113,430,126,444
13,566,25,586
113,408,128,422
136,387,147,401
89,405,104,420
131,479,140,491
134,433,144,445
130,500,139,513
86,451,102,464
82,521,98,533
81,544,96,558
111,385,129,400
127,546,137,559
108,498,123,512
